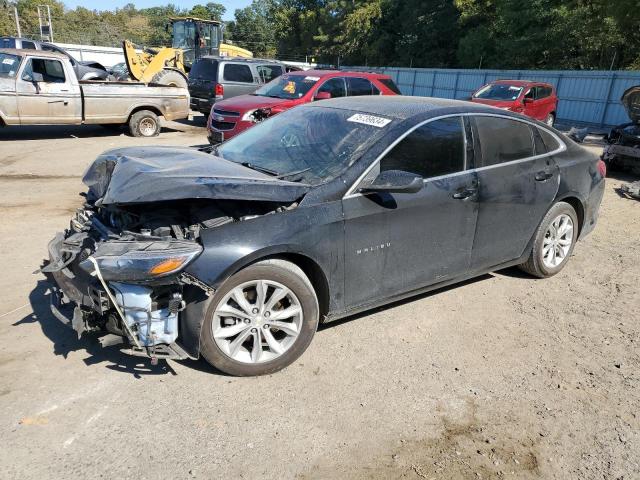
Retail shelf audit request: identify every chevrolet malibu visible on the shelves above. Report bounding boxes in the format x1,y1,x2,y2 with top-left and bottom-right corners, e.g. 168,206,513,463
44,97,605,376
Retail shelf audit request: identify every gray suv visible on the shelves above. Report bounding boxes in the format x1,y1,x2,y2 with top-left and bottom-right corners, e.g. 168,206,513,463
188,57,285,114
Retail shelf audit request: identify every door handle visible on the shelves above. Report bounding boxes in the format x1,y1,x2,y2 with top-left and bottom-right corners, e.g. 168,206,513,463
535,170,554,181
452,187,477,200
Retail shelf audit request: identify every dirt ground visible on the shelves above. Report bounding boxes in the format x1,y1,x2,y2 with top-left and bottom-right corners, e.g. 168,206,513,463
0,118,638,480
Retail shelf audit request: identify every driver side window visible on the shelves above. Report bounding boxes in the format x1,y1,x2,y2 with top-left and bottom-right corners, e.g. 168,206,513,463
21,58,66,83
317,78,346,98
380,117,466,179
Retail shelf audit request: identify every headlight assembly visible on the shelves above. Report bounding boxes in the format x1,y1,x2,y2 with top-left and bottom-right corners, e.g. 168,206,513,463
79,239,203,282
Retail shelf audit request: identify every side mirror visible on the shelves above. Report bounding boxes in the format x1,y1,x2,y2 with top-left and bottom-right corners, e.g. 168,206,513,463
31,72,44,83
314,91,332,101
360,170,423,194
523,97,533,104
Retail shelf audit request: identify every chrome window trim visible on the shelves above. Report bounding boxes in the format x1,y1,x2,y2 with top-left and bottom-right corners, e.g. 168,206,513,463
343,112,566,200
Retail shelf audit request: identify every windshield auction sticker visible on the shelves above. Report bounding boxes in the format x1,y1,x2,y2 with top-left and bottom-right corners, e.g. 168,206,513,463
347,113,392,128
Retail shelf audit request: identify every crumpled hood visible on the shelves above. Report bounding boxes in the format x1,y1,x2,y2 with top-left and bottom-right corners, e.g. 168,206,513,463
83,146,310,205
621,86,640,123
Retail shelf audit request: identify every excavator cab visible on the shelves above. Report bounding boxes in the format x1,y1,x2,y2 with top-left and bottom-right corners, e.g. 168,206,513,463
171,18,222,68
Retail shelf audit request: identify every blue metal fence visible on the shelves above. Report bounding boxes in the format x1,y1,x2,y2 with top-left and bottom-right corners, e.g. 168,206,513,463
343,66,640,129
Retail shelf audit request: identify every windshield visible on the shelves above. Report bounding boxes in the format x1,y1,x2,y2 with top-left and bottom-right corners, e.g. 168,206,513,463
253,74,319,99
0,53,21,78
217,106,393,185
474,83,523,101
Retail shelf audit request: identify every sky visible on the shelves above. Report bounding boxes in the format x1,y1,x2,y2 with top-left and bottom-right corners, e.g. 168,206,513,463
60,1,253,21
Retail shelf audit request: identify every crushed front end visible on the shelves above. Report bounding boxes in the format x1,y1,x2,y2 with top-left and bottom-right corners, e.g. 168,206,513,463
603,85,640,175
41,147,305,362
43,205,208,362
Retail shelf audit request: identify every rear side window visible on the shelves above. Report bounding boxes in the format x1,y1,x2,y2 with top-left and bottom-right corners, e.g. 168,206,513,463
474,116,535,166
538,128,561,152
257,65,283,83
317,77,346,98
380,78,401,94
347,77,377,96
22,58,66,83
189,59,218,80
223,63,253,83
380,117,465,178
22,40,36,50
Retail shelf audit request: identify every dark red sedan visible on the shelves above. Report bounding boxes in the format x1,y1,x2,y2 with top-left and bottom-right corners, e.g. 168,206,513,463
470,80,558,126
207,70,401,143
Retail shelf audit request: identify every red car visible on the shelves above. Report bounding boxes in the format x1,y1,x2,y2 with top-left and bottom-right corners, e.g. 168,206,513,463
207,70,401,143
470,80,558,126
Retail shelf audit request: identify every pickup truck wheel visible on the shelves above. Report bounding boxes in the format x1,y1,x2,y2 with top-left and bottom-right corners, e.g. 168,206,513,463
150,69,188,88
129,110,160,137
199,259,319,376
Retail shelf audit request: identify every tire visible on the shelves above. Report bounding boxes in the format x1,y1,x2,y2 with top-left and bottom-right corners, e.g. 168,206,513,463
199,259,319,376
128,110,160,137
150,69,188,88
545,113,555,127
519,202,579,278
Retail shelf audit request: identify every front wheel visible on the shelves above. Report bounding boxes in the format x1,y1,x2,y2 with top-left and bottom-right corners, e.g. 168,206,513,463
519,202,578,278
199,259,319,376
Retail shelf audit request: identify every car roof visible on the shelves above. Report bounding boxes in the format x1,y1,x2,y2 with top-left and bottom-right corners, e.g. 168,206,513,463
306,95,508,120
490,79,552,87
286,69,390,79
0,47,65,59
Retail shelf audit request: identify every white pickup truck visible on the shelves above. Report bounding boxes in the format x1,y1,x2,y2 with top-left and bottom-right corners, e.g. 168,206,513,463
0,48,190,137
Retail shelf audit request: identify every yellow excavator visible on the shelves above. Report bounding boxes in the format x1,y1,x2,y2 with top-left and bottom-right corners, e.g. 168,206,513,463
123,17,253,87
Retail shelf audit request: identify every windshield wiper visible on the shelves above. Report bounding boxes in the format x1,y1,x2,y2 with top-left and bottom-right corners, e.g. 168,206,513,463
277,167,311,180
240,162,280,176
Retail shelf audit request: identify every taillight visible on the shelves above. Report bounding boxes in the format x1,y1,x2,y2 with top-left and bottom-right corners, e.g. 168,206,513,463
597,158,607,178
214,84,224,99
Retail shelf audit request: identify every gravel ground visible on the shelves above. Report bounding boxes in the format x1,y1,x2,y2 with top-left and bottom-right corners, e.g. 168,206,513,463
0,121,638,480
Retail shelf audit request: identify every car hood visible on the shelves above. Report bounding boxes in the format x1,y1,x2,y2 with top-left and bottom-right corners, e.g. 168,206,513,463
215,94,294,113
83,146,311,205
621,86,640,123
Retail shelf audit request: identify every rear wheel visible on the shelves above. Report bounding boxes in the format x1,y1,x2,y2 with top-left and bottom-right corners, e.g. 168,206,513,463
545,113,555,127
519,202,578,278
128,110,160,137
150,69,188,88
199,259,319,376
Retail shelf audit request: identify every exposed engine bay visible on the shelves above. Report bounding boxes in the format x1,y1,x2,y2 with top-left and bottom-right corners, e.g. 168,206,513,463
42,146,303,362
603,85,640,175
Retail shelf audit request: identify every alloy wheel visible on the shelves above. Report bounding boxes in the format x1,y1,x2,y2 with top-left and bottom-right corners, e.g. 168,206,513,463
212,280,303,364
542,213,573,268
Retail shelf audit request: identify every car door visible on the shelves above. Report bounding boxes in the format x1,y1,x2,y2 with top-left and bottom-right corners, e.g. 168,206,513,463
469,115,560,271
221,62,258,99
523,87,539,119
346,77,380,96
315,77,347,99
342,116,479,308
16,57,81,124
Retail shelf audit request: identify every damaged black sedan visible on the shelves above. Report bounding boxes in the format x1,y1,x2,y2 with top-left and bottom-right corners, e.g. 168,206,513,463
43,97,605,376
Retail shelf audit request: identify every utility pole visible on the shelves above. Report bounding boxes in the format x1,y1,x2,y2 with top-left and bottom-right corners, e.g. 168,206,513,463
14,5,21,37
